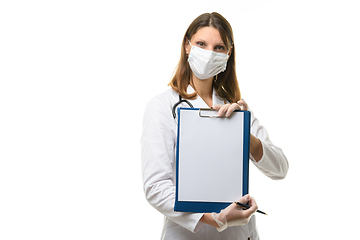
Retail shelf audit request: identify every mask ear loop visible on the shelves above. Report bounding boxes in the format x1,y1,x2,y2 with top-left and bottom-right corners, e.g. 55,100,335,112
186,39,193,60
187,39,195,54
188,39,193,47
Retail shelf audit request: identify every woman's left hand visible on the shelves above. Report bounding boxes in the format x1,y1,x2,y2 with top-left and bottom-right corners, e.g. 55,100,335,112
212,99,249,117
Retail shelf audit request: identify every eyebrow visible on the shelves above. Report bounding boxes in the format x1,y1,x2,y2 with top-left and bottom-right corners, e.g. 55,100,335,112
195,38,225,46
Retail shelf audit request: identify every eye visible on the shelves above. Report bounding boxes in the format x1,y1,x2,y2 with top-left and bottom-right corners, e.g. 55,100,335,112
196,41,206,48
215,45,226,52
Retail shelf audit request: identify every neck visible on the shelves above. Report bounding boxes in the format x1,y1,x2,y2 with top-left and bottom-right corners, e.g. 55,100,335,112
191,74,213,106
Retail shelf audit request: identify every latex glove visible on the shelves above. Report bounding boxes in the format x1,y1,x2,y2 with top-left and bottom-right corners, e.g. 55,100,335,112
211,194,258,232
212,99,249,117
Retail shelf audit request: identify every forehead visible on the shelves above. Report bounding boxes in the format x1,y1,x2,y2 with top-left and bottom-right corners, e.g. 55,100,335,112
191,27,224,44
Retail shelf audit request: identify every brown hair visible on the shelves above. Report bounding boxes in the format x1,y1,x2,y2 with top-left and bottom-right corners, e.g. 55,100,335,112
168,12,241,103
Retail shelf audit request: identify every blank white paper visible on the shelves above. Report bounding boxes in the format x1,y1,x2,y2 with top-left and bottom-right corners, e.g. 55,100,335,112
177,109,244,202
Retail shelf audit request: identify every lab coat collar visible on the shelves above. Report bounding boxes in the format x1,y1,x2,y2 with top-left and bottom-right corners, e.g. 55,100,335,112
186,85,225,108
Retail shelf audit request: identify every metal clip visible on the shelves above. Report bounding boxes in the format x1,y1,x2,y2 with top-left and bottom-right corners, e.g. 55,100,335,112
198,108,224,118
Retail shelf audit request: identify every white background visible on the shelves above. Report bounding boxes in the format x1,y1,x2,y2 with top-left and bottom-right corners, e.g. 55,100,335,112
1,0,359,239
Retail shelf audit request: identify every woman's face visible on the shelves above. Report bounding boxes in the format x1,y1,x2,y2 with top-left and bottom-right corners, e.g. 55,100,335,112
185,26,231,55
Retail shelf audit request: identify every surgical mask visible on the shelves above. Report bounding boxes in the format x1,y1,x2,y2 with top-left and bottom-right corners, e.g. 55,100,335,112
187,41,229,80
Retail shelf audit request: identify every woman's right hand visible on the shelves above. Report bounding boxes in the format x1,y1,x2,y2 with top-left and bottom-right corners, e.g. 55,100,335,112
212,194,258,232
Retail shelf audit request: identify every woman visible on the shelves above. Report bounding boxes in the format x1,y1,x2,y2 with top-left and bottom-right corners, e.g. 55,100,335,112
141,12,289,240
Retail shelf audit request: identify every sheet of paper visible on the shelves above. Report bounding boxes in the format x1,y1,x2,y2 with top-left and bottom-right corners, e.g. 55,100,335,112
177,109,244,202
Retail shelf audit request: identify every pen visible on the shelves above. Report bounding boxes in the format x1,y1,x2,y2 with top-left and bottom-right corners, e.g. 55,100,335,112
234,202,268,215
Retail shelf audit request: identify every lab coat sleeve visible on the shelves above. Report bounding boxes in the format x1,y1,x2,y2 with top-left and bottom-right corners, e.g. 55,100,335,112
249,110,289,180
140,96,205,233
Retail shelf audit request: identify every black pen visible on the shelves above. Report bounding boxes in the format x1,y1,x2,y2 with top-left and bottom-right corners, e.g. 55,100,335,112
234,202,268,215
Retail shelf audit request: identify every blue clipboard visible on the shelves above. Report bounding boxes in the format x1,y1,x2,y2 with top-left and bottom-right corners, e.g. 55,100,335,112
174,108,250,213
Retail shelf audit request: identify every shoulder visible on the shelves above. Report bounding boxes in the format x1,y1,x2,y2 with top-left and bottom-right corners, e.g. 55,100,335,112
144,88,178,116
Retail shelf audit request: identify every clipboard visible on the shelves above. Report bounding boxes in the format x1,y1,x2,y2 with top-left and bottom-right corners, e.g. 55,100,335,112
174,108,250,213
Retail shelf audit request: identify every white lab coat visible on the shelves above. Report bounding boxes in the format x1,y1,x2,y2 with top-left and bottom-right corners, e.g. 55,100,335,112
141,86,289,240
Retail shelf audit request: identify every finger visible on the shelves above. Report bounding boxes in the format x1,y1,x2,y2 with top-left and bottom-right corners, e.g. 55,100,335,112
237,198,257,218
236,103,244,111
217,104,230,116
212,104,228,116
212,104,222,111
237,100,248,111
247,198,258,212
242,206,257,218
225,103,240,117
237,194,250,204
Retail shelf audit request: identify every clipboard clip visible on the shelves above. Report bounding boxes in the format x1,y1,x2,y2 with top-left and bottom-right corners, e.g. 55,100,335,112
198,108,224,118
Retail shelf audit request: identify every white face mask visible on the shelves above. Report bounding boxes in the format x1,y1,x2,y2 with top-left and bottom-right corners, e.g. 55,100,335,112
187,41,229,80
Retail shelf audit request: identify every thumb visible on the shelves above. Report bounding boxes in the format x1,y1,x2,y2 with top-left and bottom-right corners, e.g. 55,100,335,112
212,104,222,110
238,194,250,205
